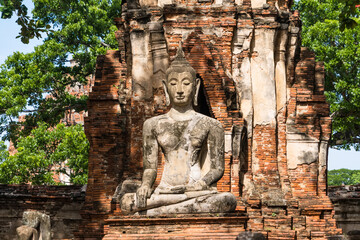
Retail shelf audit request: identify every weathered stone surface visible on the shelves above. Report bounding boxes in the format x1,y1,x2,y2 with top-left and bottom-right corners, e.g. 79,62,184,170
275,29,288,112
251,29,276,126
16,225,38,240
141,192,236,216
286,133,319,169
130,30,153,100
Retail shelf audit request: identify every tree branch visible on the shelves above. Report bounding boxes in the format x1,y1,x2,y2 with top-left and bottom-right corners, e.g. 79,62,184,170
332,139,360,145
100,41,110,48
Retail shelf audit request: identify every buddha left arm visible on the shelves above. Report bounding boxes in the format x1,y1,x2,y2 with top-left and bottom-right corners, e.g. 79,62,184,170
201,121,225,186
186,121,225,191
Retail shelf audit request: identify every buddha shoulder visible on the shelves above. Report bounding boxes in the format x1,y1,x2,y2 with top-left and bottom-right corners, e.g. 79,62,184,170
195,113,224,131
143,115,170,132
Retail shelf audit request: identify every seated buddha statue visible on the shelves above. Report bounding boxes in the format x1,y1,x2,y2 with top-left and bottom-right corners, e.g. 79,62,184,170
119,44,237,216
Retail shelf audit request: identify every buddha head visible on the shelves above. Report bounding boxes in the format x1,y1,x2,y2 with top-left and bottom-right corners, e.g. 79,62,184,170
163,43,200,107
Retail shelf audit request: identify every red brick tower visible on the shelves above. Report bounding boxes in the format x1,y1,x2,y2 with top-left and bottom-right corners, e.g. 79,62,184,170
77,0,342,239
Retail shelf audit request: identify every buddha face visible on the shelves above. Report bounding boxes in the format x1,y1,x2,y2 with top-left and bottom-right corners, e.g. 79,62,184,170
165,71,199,107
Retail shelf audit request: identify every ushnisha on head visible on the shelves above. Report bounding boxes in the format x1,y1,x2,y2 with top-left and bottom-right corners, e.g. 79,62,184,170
163,43,200,107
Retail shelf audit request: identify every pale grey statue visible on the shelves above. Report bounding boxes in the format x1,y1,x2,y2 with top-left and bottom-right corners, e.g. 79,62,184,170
119,44,237,216
16,211,51,240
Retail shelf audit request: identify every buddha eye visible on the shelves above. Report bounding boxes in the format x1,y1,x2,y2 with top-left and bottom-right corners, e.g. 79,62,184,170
169,80,177,86
183,80,191,85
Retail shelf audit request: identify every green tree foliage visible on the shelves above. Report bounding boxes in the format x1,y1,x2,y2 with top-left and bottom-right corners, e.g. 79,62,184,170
0,0,121,143
0,0,122,185
294,0,360,150
328,168,360,186
0,122,89,185
0,140,9,162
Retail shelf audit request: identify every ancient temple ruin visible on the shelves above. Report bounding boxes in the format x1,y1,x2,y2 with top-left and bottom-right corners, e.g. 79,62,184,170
77,0,343,239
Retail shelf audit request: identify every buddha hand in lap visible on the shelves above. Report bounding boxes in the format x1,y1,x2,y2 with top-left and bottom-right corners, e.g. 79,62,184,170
120,44,236,216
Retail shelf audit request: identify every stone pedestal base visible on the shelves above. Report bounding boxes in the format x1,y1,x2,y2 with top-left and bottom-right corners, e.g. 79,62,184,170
100,196,343,240
103,214,248,240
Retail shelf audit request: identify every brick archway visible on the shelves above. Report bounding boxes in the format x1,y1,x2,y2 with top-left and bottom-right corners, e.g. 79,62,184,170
181,32,238,132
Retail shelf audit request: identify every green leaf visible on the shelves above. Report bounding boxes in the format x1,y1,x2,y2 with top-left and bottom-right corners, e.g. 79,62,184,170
1,8,13,18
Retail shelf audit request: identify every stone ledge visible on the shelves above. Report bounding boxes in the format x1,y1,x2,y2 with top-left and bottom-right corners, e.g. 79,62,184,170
105,214,248,226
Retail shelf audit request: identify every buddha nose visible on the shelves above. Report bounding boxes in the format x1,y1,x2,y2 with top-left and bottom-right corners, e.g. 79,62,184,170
177,85,184,95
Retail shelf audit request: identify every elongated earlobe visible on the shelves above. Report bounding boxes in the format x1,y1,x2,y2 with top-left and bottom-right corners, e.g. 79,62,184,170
194,78,201,106
162,80,171,106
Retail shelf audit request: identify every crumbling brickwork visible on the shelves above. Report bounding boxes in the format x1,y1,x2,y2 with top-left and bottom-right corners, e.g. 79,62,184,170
79,0,342,239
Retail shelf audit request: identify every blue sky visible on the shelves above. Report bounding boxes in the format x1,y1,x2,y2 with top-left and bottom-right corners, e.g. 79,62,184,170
0,0,359,170
0,0,42,64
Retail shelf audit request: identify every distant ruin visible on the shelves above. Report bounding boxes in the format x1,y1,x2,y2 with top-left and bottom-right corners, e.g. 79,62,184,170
329,185,360,240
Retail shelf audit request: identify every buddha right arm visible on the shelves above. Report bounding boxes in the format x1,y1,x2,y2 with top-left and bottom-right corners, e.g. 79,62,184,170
136,119,158,208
